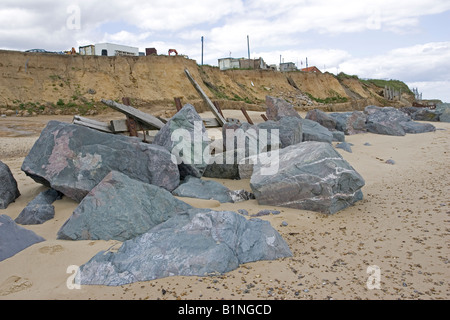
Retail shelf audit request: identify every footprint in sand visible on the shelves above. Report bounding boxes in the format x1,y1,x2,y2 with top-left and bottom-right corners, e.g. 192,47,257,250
0,276,33,296
38,245,64,255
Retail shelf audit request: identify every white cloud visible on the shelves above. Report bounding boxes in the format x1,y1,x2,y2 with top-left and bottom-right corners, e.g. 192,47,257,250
339,41,450,82
406,81,450,102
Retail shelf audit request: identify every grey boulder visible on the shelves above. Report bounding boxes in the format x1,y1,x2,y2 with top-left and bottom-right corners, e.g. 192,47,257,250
305,109,337,130
300,118,333,143
203,148,247,180
250,141,365,214
77,209,292,286
335,142,353,153
265,96,301,120
172,176,234,203
331,130,346,142
21,121,180,202
0,214,45,262
365,106,410,136
15,189,62,225
329,111,367,135
57,171,192,241
400,121,436,134
257,117,303,149
153,104,210,179
411,108,440,122
439,108,450,122
0,161,20,209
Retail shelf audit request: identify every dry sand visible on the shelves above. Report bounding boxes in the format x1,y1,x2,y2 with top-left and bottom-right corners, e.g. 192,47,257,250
0,110,449,300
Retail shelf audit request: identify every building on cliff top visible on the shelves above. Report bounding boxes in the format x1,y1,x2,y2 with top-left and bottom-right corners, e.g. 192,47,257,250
218,57,269,70
301,66,322,73
79,43,139,57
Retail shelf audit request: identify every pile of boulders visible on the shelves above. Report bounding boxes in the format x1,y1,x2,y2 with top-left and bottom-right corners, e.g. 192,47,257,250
1,95,442,283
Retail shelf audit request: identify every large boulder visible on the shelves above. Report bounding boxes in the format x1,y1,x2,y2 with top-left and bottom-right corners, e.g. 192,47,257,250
77,209,292,286
221,117,301,156
400,121,436,134
305,109,336,130
172,176,234,203
0,214,45,262
439,108,450,122
0,161,20,209
250,141,365,215
411,108,440,122
21,121,179,202
153,104,210,179
57,171,192,241
257,117,303,149
365,106,410,136
265,96,301,120
328,111,367,135
300,118,333,143
15,189,62,225
203,148,246,180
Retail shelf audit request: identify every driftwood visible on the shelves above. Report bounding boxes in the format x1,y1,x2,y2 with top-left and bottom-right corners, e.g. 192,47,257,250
184,69,226,126
101,99,165,130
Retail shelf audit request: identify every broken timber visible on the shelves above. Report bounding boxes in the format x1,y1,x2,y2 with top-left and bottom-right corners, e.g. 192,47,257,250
73,115,113,133
101,99,165,130
184,68,227,126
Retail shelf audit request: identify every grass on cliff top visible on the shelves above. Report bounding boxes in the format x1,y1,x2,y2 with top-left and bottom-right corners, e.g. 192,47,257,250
337,72,413,95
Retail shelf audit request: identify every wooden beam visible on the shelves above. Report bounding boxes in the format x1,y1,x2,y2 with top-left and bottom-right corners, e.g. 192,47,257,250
184,68,226,126
110,119,155,133
213,101,225,118
101,99,165,130
174,97,183,112
73,115,113,133
260,114,268,121
240,107,254,125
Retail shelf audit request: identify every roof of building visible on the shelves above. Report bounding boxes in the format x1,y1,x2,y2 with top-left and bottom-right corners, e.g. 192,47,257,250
301,66,322,73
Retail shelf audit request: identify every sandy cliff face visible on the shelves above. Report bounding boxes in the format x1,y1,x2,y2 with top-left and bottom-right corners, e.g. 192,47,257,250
0,50,413,116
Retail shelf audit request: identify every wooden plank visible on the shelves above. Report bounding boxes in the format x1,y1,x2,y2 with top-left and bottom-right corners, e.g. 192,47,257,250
240,107,254,125
110,119,155,133
101,99,165,130
202,117,220,128
72,116,113,133
110,119,129,133
184,68,226,126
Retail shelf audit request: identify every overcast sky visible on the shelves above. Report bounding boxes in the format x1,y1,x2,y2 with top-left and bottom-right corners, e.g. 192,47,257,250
1,0,449,102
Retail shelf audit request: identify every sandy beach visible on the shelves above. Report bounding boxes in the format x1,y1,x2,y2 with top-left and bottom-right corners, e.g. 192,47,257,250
0,110,449,300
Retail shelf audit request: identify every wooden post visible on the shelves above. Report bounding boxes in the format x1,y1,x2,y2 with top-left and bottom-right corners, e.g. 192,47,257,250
184,68,226,126
240,107,254,125
174,97,183,112
261,114,268,121
213,101,225,118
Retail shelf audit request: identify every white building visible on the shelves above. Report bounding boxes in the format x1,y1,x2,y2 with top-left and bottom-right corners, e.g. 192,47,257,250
79,43,139,57
218,57,241,70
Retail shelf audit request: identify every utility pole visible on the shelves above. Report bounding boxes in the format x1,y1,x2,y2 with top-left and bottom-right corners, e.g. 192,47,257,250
201,36,204,65
247,35,250,60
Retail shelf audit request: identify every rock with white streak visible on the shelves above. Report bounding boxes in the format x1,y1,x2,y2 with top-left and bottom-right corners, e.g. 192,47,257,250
77,209,292,286
250,141,365,214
